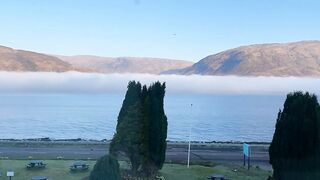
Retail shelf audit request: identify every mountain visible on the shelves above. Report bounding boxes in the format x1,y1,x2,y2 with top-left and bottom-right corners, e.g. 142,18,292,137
0,45,74,72
166,41,320,76
0,45,191,74
57,55,193,74
3,41,320,76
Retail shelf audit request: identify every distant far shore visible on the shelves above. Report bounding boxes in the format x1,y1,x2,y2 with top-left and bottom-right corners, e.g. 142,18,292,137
0,137,270,145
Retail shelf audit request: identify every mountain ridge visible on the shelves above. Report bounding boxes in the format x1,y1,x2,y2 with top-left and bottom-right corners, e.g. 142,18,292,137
2,41,320,76
0,45,75,72
57,55,193,74
165,40,320,76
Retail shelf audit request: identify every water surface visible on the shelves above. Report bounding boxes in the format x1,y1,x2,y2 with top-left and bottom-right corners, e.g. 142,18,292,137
0,93,285,142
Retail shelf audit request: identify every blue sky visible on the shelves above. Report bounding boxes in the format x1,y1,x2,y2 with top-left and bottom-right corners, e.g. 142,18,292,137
0,0,319,61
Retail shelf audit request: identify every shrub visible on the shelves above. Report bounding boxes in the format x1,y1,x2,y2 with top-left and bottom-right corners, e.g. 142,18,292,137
89,155,121,180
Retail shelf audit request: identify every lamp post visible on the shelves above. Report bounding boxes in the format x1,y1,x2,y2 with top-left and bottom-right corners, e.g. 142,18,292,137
187,103,193,168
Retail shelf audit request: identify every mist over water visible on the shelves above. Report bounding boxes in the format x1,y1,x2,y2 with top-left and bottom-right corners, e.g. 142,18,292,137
0,72,319,95
0,72,319,142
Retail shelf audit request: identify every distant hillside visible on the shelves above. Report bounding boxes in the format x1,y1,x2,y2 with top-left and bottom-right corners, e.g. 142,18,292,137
3,41,320,76
166,41,320,76
57,55,193,74
0,45,74,72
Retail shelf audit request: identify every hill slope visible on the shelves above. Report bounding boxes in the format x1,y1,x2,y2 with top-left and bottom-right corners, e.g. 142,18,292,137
0,46,73,72
57,55,193,74
166,41,320,76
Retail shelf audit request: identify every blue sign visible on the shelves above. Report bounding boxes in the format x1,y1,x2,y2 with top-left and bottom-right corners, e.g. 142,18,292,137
243,143,250,157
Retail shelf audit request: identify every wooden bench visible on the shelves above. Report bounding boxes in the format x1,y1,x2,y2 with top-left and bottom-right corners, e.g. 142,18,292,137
70,161,89,171
207,174,225,180
31,176,48,180
26,160,46,169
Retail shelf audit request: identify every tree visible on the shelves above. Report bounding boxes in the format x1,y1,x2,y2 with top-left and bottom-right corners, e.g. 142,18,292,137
110,81,168,178
140,82,168,176
269,92,320,180
89,155,121,180
110,81,143,173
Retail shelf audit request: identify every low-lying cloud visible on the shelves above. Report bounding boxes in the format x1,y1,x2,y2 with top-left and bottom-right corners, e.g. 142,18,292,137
0,71,320,95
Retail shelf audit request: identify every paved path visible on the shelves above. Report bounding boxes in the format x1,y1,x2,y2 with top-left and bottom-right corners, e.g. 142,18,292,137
0,142,271,170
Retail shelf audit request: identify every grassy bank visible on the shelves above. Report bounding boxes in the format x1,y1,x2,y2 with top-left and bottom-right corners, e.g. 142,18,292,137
0,160,95,180
0,160,271,180
161,163,271,180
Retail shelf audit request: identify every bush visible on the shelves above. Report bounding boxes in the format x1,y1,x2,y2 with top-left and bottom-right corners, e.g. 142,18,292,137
89,155,121,180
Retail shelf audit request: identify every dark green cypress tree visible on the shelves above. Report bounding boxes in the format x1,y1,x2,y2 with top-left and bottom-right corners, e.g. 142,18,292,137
141,82,168,176
110,81,168,177
150,82,167,170
110,81,143,173
140,85,150,169
269,92,320,180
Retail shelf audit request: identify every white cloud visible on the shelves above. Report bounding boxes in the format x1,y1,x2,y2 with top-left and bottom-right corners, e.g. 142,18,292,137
0,71,319,95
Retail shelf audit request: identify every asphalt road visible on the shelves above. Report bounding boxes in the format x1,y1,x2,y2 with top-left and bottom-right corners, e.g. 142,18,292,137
0,141,271,170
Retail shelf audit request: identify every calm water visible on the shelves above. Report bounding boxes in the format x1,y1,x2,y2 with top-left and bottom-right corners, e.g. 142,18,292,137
0,93,285,142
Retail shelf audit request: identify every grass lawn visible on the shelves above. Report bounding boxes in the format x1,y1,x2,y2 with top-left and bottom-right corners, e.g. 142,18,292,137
0,160,271,180
0,160,95,180
160,163,272,180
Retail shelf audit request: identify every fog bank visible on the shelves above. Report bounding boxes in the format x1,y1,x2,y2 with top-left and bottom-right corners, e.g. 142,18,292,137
0,72,319,95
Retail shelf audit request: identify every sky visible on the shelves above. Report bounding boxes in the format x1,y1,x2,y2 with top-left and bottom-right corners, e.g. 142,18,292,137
0,0,320,61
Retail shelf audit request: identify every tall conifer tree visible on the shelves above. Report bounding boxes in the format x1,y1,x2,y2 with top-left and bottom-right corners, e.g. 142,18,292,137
110,81,143,172
140,82,167,176
269,92,320,180
110,81,168,177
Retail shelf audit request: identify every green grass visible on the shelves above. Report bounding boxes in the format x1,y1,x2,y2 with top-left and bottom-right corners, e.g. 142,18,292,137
0,160,96,180
160,163,272,180
0,160,271,180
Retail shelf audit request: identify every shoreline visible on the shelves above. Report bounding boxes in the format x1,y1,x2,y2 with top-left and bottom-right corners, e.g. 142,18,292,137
0,137,271,170
0,138,271,145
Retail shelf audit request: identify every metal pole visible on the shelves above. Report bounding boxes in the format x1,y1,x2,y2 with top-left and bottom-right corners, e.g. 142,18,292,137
243,154,246,166
187,103,193,168
248,146,251,170
187,127,191,168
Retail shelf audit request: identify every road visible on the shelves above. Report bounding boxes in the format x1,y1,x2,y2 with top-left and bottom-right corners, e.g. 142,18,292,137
0,141,271,170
